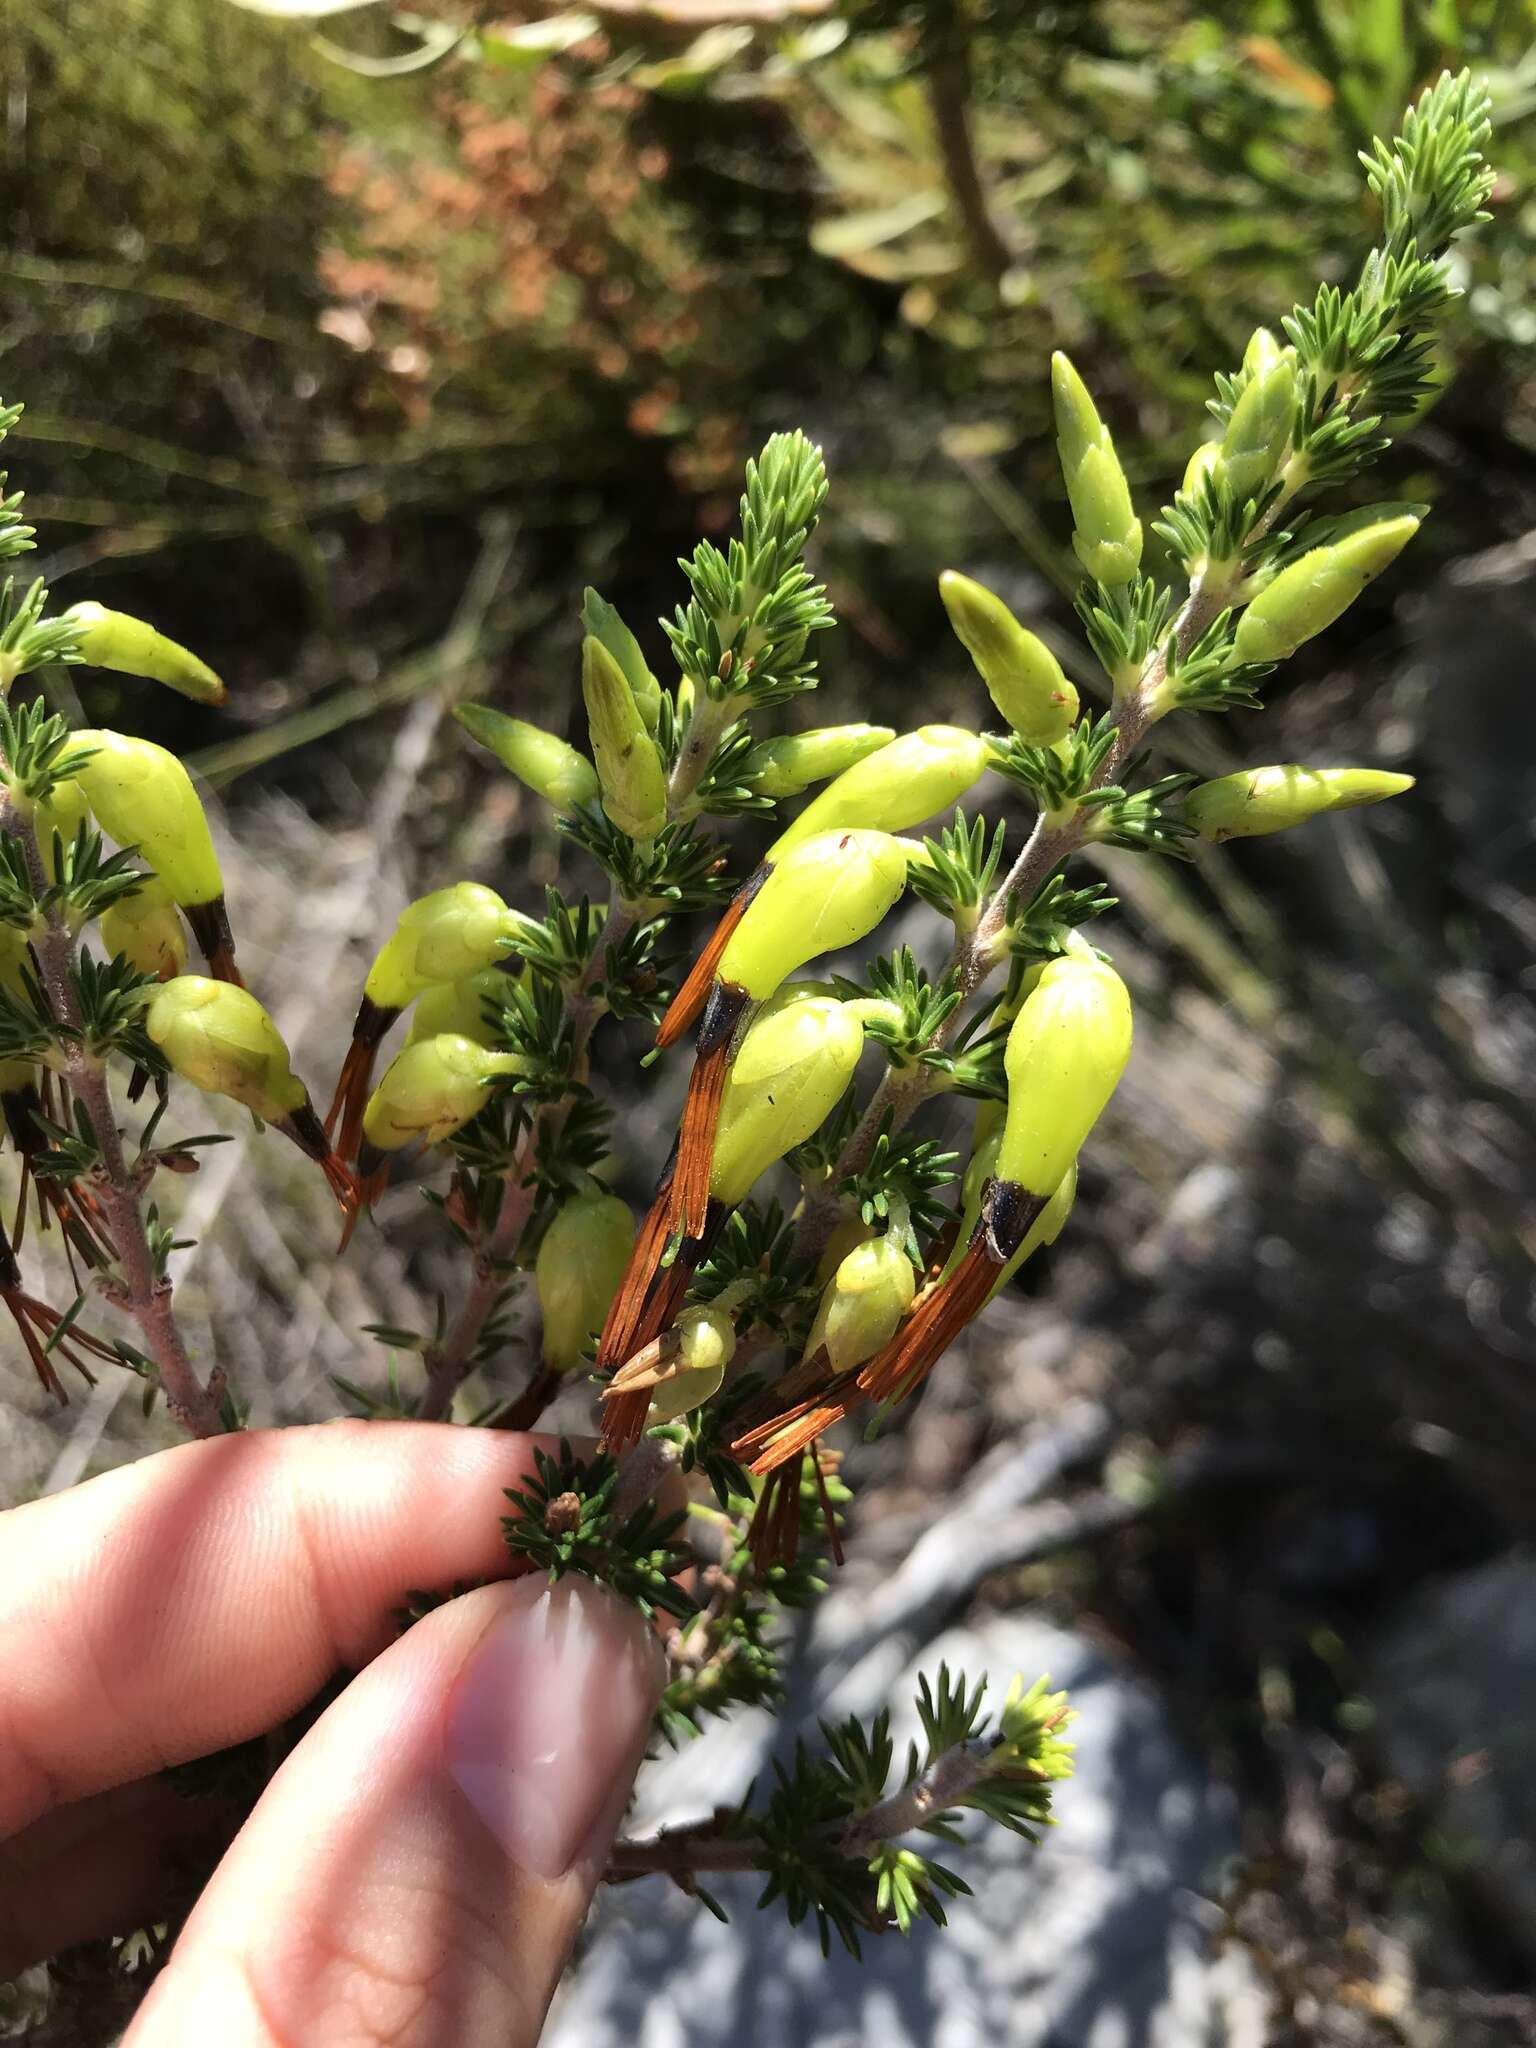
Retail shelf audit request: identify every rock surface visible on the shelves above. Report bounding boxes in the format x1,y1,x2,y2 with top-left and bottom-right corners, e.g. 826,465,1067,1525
549,1611,1266,2048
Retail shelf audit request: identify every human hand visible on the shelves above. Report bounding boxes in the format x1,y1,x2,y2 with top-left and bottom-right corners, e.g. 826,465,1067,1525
0,1422,666,2045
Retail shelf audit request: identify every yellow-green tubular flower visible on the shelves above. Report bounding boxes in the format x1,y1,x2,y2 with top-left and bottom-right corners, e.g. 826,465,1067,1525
581,588,662,734
453,705,600,813
581,635,667,842
1232,516,1419,666
806,1234,917,1374
1218,352,1296,504
99,877,187,981
364,884,533,1009
745,723,895,799
709,996,865,1205
66,602,224,706
998,955,1133,1197
938,573,1079,745
646,1305,736,1422
68,730,222,908
404,967,515,1049
1051,352,1143,587
768,727,991,860
361,1034,528,1154
1184,764,1415,842
536,1188,635,1371
718,829,909,999
146,976,307,1124
816,1212,875,1286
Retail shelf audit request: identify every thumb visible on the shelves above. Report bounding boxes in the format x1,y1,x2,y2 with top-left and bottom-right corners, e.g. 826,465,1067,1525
126,1576,665,2048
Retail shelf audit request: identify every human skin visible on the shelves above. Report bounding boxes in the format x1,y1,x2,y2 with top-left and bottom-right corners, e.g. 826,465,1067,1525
0,1423,665,2047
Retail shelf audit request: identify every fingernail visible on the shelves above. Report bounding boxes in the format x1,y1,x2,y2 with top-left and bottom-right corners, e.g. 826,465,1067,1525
444,1575,664,1878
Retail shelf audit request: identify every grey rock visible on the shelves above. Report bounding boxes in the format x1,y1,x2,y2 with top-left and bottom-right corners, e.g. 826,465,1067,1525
550,1613,1266,2048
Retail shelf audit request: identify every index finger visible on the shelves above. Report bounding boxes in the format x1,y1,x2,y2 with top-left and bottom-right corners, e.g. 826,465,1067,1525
0,1421,556,1838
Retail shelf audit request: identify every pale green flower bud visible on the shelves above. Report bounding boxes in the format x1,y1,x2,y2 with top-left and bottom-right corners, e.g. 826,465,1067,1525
69,730,223,908
998,955,1132,1196
1051,352,1143,586
146,976,307,1124
646,1304,736,1422
1219,354,1296,503
361,1033,528,1154
536,1188,634,1370
581,588,662,733
364,884,533,1009
581,635,667,842
1232,517,1420,665
404,967,516,1048
453,705,600,814
1182,440,1223,496
1183,764,1414,842
768,727,991,860
815,1212,876,1286
1243,326,1282,375
745,723,895,799
99,876,187,980
66,601,224,705
709,995,865,1204
718,829,908,998
938,572,1078,744
806,1234,917,1373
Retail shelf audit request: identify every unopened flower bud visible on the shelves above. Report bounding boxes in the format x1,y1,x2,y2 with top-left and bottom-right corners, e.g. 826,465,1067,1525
646,1304,736,1421
938,572,1078,744
769,727,991,860
999,955,1132,1195
66,602,224,705
746,723,895,799
710,996,865,1204
719,829,908,998
1051,352,1142,586
361,1033,527,1154
1218,354,1296,503
69,730,223,908
453,705,600,813
1243,326,1283,375
1184,764,1415,842
816,1212,876,1286
100,877,187,980
536,1188,634,1370
1232,517,1419,666
581,635,666,842
581,588,662,733
1182,440,1222,496
405,967,515,1048
806,1234,917,1373
365,883,533,1009
146,976,307,1125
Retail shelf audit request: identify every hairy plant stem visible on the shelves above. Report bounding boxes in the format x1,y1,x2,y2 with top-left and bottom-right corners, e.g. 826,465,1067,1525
1,800,223,1437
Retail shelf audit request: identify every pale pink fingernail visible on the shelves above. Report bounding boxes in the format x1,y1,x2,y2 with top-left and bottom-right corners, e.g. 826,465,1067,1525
444,1575,664,1878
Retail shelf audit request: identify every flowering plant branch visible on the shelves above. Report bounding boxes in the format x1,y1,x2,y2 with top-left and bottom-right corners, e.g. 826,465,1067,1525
0,72,1494,1961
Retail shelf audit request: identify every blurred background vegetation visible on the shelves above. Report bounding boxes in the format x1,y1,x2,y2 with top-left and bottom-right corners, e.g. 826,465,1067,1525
5,1,1536,2036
